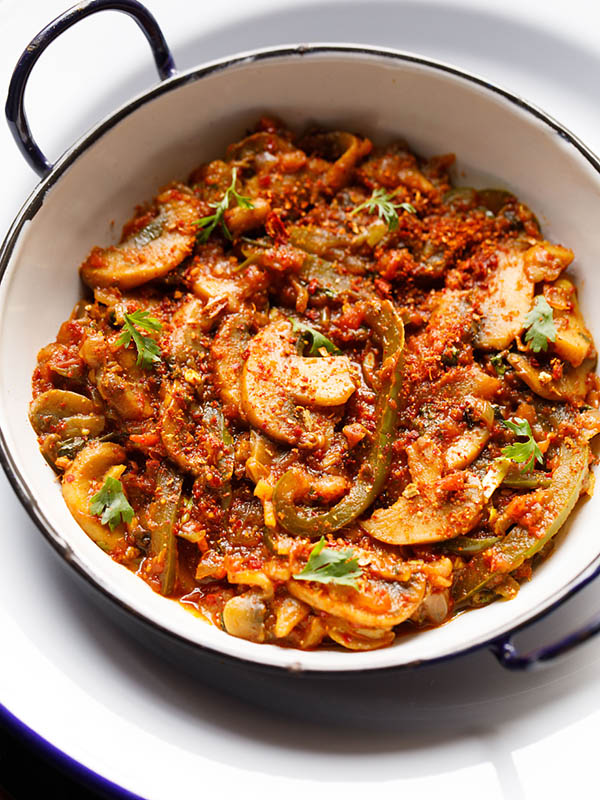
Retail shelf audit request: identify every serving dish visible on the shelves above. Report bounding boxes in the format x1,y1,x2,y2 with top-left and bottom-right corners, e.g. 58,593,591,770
3,0,600,674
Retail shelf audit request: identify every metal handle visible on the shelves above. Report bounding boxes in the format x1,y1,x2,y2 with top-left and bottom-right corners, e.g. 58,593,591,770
491,562,600,669
5,0,177,178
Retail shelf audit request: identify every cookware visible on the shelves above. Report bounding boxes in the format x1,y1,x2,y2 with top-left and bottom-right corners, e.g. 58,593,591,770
3,0,600,674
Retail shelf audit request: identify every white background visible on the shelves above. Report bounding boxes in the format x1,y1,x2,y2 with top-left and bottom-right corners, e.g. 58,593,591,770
3,1,600,798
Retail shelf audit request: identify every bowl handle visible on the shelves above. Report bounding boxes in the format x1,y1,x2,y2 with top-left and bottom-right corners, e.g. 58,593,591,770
4,0,177,178
490,561,600,669
491,613,600,669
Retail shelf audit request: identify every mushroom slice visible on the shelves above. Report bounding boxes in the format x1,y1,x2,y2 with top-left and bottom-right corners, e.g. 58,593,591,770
30,390,104,436
169,297,211,365
326,620,396,651
287,356,356,406
543,278,594,367
222,591,267,642
507,352,595,402
406,435,444,489
523,241,573,283
211,313,253,419
444,427,491,471
241,318,357,448
160,386,233,486
475,244,534,350
80,185,200,290
436,364,502,401
30,390,106,468
362,472,484,545
288,571,426,628
299,131,372,193
62,442,129,552
79,331,154,420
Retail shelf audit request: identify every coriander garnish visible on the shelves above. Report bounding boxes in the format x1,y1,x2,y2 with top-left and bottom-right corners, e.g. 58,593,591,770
293,536,362,587
195,167,254,243
291,318,340,356
501,417,544,473
90,476,134,531
117,310,163,369
350,187,416,232
524,296,556,353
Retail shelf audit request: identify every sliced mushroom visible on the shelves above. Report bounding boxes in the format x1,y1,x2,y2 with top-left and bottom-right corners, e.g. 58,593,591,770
362,472,484,545
445,427,491,471
299,131,372,193
436,364,502,400
169,297,211,365
273,596,310,638
30,390,105,468
523,241,573,283
62,441,129,552
507,352,595,402
222,591,267,642
160,390,207,478
30,390,104,436
444,396,494,471
475,244,534,350
413,590,450,626
79,332,154,420
326,620,396,651
406,435,444,489
226,131,297,167
241,318,357,448
288,571,426,628
224,197,271,236
211,313,253,419
543,278,594,367
80,185,200,290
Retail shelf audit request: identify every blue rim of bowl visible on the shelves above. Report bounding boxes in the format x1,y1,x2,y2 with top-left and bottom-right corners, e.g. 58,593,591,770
2,42,600,681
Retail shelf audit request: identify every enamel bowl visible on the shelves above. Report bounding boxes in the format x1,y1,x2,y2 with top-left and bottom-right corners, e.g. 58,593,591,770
2,3,600,676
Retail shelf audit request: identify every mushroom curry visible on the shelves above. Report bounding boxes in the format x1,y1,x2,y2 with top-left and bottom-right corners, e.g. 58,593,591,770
30,117,600,651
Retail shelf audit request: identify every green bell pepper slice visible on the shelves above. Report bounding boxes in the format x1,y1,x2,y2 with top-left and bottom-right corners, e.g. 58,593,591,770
272,300,405,538
452,439,589,605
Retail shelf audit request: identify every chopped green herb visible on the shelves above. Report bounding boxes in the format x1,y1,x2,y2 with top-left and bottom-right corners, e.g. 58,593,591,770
490,352,507,376
57,436,87,460
90,476,134,531
195,167,254,243
350,187,416,232
524,296,556,353
291,318,340,356
117,310,163,369
293,537,362,587
501,417,544,473
441,345,460,367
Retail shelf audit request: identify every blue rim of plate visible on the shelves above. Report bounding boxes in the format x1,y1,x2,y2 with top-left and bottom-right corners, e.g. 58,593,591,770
0,702,145,799
2,41,600,795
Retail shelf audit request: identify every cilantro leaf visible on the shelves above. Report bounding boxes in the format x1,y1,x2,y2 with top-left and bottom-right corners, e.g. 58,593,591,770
501,417,544,473
490,352,507,376
195,167,254,243
117,310,163,369
90,476,134,531
291,318,340,356
524,296,556,353
350,187,416,232
293,537,362,587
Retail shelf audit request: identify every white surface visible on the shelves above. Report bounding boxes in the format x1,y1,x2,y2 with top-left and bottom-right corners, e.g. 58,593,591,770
3,0,600,797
